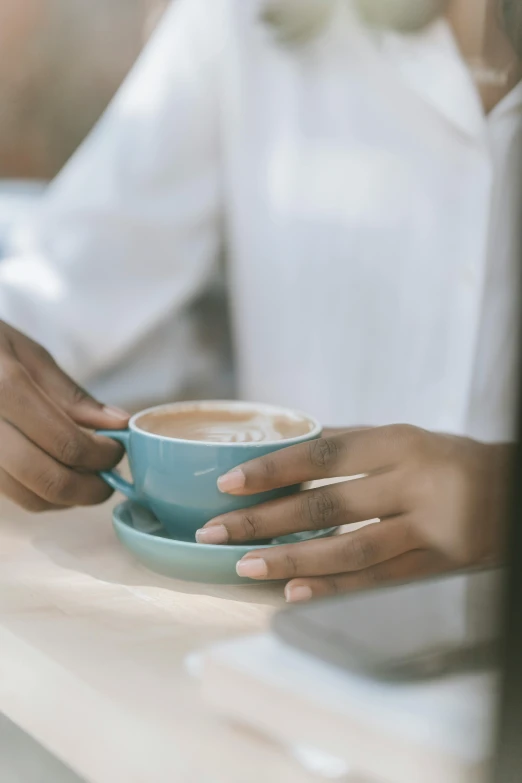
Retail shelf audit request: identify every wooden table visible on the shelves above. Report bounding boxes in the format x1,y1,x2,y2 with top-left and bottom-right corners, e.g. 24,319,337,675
0,498,325,783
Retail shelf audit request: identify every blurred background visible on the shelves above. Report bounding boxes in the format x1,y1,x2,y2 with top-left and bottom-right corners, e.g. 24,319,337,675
0,0,169,246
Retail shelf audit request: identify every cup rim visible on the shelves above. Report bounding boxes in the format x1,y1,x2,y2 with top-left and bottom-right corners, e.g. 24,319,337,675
129,400,322,447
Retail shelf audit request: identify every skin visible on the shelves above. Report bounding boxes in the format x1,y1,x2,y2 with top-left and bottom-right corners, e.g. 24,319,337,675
0,321,128,511
197,427,512,602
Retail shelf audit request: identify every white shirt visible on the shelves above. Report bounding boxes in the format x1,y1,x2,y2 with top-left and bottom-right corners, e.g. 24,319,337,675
0,0,520,440
0,180,47,257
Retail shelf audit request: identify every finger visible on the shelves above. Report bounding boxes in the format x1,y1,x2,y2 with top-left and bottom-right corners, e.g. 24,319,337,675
0,468,62,512
217,425,419,495
322,426,371,438
235,518,419,580
0,360,124,471
0,421,114,506
284,550,454,602
198,471,404,544
13,334,129,429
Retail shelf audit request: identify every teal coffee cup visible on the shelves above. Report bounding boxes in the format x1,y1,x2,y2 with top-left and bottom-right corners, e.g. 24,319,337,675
98,400,322,540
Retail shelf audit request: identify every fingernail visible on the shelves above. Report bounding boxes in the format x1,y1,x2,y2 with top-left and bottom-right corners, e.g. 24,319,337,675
195,525,228,545
103,405,129,420
285,585,313,603
236,557,268,578
217,469,245,494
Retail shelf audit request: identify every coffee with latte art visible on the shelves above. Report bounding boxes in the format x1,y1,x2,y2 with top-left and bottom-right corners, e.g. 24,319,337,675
137,404,315,444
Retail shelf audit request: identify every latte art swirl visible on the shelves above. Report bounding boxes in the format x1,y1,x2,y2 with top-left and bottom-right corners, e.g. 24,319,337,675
182,415,296,443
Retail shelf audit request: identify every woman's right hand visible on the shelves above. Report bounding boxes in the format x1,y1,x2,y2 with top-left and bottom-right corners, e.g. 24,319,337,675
0,321,129,511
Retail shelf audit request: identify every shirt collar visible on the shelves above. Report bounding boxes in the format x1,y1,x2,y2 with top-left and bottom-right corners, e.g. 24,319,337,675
489,78,522,119
375,19,486,139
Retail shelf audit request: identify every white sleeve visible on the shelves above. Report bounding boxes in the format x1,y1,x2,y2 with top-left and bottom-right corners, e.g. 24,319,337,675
0,0,225,384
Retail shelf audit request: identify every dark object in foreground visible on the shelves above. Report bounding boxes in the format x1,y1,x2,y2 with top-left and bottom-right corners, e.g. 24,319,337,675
273,568,500,682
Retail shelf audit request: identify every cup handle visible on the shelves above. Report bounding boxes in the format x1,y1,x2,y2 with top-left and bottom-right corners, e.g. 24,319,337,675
96,429,140,503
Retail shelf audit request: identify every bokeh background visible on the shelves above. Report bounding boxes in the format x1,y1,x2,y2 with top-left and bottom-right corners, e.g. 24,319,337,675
0,0,169,179
0,0,169,246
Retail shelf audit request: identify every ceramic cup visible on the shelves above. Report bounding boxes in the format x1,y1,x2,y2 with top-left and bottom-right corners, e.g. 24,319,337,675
98,400,322,540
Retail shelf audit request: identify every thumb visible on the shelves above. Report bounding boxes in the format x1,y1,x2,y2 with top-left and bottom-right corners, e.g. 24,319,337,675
66,388,130,430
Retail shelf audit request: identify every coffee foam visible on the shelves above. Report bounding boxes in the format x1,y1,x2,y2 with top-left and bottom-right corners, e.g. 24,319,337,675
136,404,315,444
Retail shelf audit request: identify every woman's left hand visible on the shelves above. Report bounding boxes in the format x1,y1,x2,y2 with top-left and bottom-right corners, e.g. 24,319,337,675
195,425,510,602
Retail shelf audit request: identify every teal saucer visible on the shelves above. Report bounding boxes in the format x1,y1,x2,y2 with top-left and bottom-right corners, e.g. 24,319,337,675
112,501,336,584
